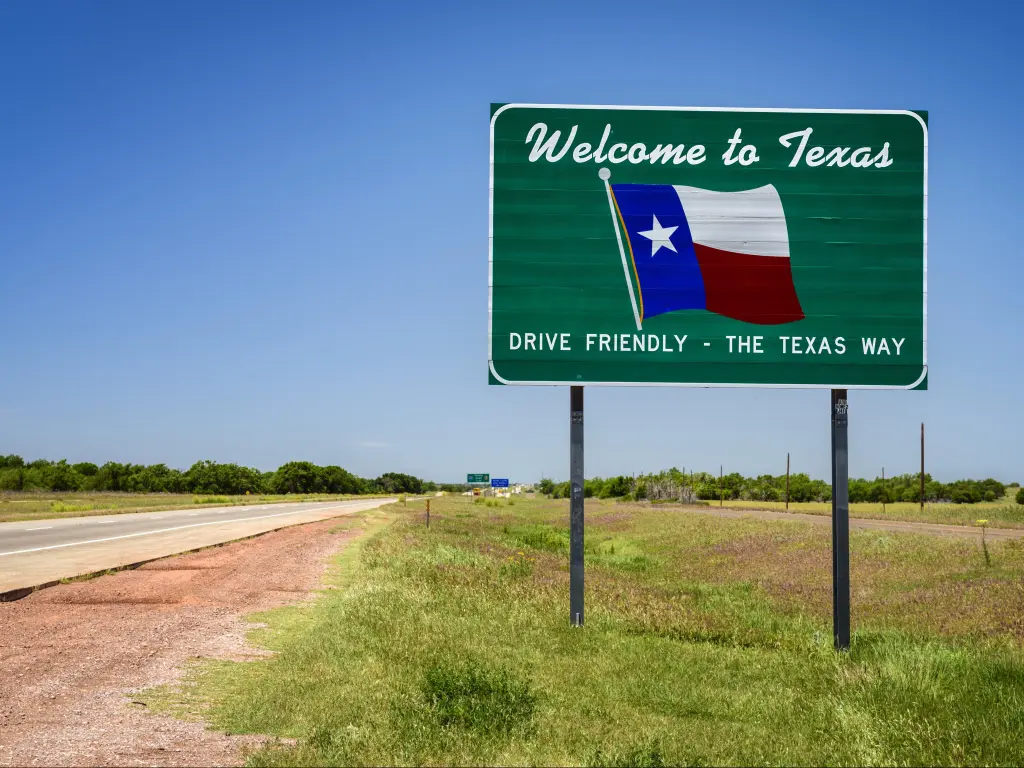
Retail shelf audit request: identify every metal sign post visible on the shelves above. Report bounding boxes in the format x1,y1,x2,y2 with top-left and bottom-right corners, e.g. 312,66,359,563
570,386,584,627
831,390,850,651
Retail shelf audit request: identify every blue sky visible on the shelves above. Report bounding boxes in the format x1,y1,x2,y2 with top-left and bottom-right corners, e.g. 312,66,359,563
1,0,1021,484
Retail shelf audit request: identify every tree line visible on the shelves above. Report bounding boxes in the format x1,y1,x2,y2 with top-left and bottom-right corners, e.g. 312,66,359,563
0,455,461,496
537,468,1015,505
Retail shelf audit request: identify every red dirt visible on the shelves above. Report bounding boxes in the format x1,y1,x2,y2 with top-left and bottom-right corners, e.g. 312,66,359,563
0,518,361,767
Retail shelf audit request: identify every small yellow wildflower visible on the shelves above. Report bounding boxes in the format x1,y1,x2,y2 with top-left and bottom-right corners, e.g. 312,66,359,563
976,519,989,526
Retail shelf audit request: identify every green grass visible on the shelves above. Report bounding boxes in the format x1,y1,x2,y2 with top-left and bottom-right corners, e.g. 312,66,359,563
711,494,1024,529
147,497,1024,766
0,491,391,523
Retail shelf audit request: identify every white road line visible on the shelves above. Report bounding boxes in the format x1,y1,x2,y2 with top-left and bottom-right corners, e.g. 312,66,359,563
96,521,115,524
0,502,371,558
188,513,200,516
26,526,53,531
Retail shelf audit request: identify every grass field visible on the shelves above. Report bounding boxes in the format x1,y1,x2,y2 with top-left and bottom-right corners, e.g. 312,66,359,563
709,491,1024,529
0,492,389,523
147,496,1024,766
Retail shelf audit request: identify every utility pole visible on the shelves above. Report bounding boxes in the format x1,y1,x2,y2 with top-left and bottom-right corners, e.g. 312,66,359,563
881,468,885,514
719,464,724,507
920,423,925,512
786,452,791,511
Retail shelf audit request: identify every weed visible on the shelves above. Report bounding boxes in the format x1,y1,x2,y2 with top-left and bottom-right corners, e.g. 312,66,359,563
51,502,95,513
510,523,569,553
193,495,230,504
589,739,667,767
499,551,534,580
420,660,536,735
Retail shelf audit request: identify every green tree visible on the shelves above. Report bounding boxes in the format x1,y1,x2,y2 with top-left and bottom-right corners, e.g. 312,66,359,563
45,460,82,492
601,475,632,498
374,472,423,494
72,462,99,477
0,455,25,469
321,465,365,494
185,460,263,495
0,467,24,490
269,461,324,494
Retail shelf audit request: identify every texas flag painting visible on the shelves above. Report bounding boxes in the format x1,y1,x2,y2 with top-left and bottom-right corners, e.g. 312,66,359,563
602,170,804,327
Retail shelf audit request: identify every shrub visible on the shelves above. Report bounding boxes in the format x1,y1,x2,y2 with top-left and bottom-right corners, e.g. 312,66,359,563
1017,487,1024,505
51,502,95,513
589,739,667,767
513,524,570,553
421,660,536,735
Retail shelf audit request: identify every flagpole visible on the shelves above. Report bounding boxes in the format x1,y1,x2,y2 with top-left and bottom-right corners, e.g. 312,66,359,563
600,168,642,331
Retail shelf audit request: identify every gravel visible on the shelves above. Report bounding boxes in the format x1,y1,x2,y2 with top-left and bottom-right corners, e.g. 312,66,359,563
0,518,360,767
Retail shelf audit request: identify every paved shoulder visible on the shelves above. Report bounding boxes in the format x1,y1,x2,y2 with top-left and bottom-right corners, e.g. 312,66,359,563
0,498,395,596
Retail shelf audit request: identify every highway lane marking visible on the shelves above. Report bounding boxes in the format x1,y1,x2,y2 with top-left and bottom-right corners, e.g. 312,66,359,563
0,501,379,558
96,521,115,524
26,526,53,531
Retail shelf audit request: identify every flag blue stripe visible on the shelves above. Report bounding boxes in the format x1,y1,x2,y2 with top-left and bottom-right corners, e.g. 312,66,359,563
612,183,707,320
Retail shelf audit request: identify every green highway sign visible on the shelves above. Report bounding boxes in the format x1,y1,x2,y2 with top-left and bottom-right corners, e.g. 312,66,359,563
467,473,490,483
488,104,928,389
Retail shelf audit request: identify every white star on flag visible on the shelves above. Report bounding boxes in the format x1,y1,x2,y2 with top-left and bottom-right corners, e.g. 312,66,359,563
637,215,678,256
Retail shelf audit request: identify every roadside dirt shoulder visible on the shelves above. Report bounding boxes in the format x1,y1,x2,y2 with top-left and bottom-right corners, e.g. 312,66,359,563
0,517,363,767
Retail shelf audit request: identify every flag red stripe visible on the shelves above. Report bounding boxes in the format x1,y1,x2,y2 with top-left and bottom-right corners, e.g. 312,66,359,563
692,243,804,325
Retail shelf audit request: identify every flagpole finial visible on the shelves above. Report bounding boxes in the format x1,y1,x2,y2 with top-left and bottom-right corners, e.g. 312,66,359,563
598,167,611,181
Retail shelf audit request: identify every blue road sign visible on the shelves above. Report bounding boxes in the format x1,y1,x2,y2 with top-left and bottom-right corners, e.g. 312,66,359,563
491,478,509,488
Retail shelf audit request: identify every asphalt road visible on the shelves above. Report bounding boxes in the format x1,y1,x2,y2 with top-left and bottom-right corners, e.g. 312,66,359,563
0,498,396,595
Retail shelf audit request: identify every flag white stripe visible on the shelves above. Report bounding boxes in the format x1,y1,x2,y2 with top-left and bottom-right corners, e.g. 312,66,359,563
673,184,790,258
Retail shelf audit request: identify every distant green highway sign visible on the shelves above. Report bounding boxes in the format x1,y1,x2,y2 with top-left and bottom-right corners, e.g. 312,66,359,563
489,104,928,389
467,474,490,483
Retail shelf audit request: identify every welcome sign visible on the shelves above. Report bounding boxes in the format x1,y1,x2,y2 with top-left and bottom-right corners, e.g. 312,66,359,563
488,104,928,389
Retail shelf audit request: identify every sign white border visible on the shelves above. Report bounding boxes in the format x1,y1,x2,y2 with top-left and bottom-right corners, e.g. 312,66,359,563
488,103,928,389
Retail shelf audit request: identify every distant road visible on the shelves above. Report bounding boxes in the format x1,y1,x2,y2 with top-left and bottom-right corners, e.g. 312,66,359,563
0,498,395,596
